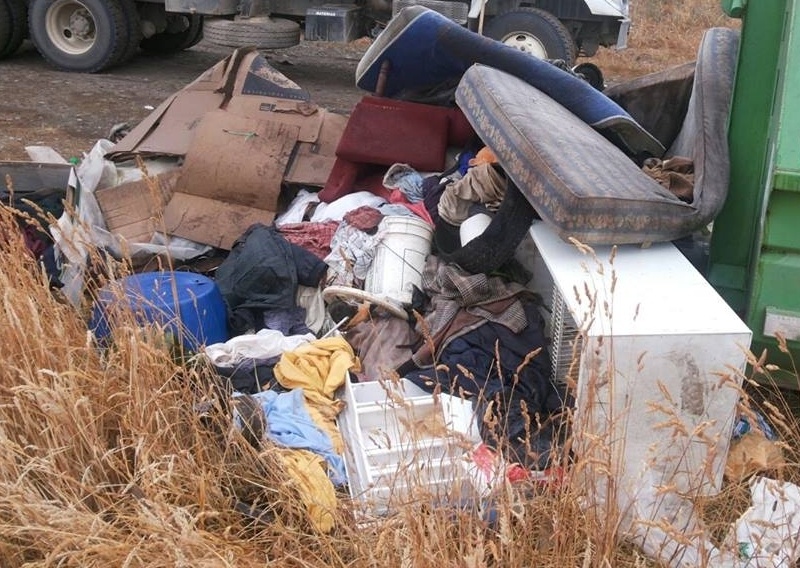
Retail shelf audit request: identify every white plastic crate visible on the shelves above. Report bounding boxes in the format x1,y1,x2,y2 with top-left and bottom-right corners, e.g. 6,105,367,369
337,377,481,516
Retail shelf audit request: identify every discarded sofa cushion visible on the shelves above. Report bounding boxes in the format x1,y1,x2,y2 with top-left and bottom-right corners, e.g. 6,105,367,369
322,96,475,203
453,27,738,245
319,159,389,203
356,6,664,161
335,96,449,172
356,95,475,148
664,27,740,219
603,61,696,150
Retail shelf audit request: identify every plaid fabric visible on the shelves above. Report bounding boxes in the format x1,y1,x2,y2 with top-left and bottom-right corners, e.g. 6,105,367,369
419,255,528,339
278,221,339,260
343,206,383,232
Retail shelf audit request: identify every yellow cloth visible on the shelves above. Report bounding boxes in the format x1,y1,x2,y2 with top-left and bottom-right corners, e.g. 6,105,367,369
278,448,337,533
274,336,361,453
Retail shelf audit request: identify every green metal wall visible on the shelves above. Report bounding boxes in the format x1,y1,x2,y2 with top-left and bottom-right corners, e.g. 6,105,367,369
710,0,800,378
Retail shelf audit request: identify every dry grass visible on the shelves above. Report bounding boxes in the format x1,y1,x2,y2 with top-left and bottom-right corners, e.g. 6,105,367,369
592,0,741,83
2,201,800,568
0,3,797,566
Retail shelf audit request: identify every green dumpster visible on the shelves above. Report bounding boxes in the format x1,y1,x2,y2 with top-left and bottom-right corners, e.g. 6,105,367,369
709,0,800,385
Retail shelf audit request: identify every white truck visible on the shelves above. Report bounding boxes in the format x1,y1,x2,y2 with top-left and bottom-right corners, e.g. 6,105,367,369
0,0,629,73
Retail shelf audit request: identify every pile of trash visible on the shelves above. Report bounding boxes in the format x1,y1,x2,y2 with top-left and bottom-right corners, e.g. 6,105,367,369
4,7,800,566
28,44,565,531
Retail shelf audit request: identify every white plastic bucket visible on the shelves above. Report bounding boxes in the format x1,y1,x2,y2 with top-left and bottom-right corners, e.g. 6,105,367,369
364,216,433,305
459,212,492,246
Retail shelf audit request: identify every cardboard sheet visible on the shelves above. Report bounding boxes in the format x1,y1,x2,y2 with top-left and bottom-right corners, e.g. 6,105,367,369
107,49,315,161
284,112,349,187
95,169,180,244
162,193,279,251
163,110,300,249
104,48,347,250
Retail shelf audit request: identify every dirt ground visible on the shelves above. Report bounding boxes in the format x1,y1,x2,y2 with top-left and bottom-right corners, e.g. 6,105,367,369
0,38,370,162
1,1,736,164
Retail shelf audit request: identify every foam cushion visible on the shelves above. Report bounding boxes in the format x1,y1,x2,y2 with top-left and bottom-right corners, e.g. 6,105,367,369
319,159,388,203
455,28,738,245
357,6,664,161
320,158,363,203
359,96,475,147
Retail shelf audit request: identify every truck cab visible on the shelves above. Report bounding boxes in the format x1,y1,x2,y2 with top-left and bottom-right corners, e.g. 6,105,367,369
0,0,630,72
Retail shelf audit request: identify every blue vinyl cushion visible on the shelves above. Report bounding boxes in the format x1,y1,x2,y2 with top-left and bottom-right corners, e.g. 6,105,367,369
356,6,665,161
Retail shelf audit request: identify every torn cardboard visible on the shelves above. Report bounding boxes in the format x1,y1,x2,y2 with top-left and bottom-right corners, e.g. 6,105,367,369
284,112,348,187
106,48,347,251
95,169,180,244
725,431,786,481
106,48,327,160
106,49,246,160
163,110,299,249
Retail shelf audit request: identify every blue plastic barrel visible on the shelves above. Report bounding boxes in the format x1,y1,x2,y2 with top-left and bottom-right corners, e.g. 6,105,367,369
91,271,229,352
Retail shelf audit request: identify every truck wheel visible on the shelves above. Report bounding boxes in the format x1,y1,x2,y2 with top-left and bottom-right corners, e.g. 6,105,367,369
484,8,577,65
117,0,142,63
0,0,11,59
204,16,300,50
573,62,604,91
28,0,129,72
1,0,27,58
181,15,204,50
140,14,203,54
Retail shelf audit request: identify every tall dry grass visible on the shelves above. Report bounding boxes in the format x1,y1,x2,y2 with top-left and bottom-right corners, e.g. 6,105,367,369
593,0,741,82
1,201,800,567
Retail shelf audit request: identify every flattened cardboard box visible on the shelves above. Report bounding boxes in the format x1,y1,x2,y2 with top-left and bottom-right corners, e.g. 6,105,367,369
95,169,180,244
107,48,347,250
106,49,238,160
284,111,349,187
163,110,299,250
107,48,339,160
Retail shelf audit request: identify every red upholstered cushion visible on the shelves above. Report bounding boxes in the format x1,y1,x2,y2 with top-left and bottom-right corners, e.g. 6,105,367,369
319,158,390,203
320,157,362,202
359,96,475,147
445,106,476,148
335,96,450,172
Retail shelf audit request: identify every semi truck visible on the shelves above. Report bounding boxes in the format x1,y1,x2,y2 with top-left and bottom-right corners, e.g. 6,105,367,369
0,0,630,73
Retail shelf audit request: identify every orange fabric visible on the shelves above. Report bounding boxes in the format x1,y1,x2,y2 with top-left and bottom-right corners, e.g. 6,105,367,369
468,147,498,167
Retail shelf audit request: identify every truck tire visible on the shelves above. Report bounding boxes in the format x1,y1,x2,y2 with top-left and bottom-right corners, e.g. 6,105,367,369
117,0,142,63
484,8,577,65
140,14,203,54
28,0,129,72
180,15,204,50
573,62,604,91
0,0,11,58
204,16,300,50
1,0,27,58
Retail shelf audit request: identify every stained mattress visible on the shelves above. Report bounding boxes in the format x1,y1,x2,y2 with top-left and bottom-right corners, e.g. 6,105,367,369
453,27,739,245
